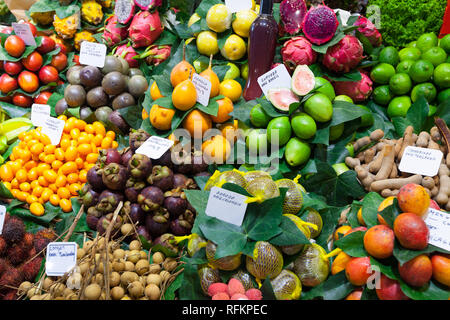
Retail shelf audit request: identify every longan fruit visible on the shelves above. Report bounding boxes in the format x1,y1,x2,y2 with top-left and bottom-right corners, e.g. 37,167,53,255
111,286,125,300
113,249,126,260
42,277,54,291
124,261,135,272
160,270,171,282
139,250,147,260
127,250,141,264
50,282,65,297
129,240,141,251
149,264,161,274
146,274,162,287
128,281,144,298
79,262,89,275
163,258,178,272
121,271,138,286
112,261,125,272
83,240,94,251
152,252,165,264
145,284,160,300
27,287,41,299
63,288,74,298
18,281,32,295
135,259,149,276
77,248,86,260
110,272,121,287
84,284,102,300
121,223,133,236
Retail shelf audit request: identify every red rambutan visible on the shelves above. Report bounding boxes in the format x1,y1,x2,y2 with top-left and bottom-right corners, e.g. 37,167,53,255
6,243,29,266
0,267,24,288
0,236,7,256
21,256,43,282
2,217,25,245
33,229,57,254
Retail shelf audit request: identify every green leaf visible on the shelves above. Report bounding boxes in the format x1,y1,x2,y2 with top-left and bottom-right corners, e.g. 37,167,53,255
118,104,143,129
195,95,223,117
392,96,429,135
257,97,287,118
378,198,400,228
217,29,233,50
152,74,173,97
184,189,209,216
394,242,450,266
270,215,310,246
0,102,31,118
311,32,346,54
361,192,384,228
55,4,80,19
335,231,368,257
435,97,450,126
361,286,379,300
178,257,208,300
151,244,179,258
63,107,80,119
212,65,230,82
315,206,344,250
195,0,223,18
399,279,450,300
0,182,13,199
301,272,355,300
260,277,277,300
162,266,184,300
309,64,362,82
370,257,398,280
9,201,60,226
153,30,178,46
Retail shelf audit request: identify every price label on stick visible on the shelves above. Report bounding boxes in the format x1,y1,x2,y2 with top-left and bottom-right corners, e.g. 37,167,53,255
398,146,443,177
135,136,174,159
12,23,36,46
257,64,292,98
225,0,253,13
79,41,107,68
424,208,450,251
192,73,212,107
0,205,6,235
31,104,50,127
45,242,77,276
41,117,65,145
205,187,248,226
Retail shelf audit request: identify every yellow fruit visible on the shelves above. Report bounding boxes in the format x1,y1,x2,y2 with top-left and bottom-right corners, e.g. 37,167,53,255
211,97,234,123
50,34,73,52
202,135,231,163
188,13,201,36
172,79,197,111
30,11,55,26
220,34,247,61
98,0,112,8
196,31,219,56
246,241,283,280
149,105,175,131
53,13,79,39
271,270,302,300
219,79,242,102
150,81,164,100
81,0,104,25
206,4,232,33
74,30,96,51
170,44,195,88
232,10,258,38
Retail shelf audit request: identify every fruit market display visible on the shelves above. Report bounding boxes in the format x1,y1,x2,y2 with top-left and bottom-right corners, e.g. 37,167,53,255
0,0,449,302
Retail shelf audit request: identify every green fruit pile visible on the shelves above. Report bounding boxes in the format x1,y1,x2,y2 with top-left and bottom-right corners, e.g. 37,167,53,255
371,32,450,118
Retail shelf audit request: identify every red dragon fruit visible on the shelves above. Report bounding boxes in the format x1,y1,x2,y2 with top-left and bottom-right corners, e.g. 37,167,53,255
280,0,307,35
144,45,171,66
302,5,339,45
322,35,364,74
134,0,162,10
102,15,129,47
129,10,163,48
333,71,373,102
115,44,139,68
281,36,317,71
354,16,382,47
115,0,135,24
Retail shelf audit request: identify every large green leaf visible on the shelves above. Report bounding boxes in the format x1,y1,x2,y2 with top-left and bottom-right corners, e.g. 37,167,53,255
301,272,356,300
361,192,384,228
118,104,143,129
394,242,450,266
392,96,429,135
260,277,277,300
335,231,367,257
178,258,208,300
8,201,60,226
314,206,343,250
270,215,310,246
378,198,401,228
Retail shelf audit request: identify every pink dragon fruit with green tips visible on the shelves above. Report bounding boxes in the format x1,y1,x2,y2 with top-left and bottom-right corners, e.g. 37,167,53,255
354,16,382,47
302,5,339,45
115,44,139,68
322,35,364,73
134,0,162,10
333,71,373,102
145,45,171,66
281,36,317,71
129,10,163,48
102,15,129,47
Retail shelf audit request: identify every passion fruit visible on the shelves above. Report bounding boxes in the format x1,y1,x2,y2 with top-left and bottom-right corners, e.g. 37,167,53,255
102,56,123,74
112,92,136,110
128,75,149,97
67,65,83,85
198,265,221,295
55,98,69,115
276,179,304,215
271,269,302,300
64,84,86,107
102,71,127,95
303,208,323,238
86,86,109,108
80,65,103,88
246,177,280,202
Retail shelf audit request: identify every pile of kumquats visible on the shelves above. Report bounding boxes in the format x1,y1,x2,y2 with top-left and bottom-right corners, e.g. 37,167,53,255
0,116,118,215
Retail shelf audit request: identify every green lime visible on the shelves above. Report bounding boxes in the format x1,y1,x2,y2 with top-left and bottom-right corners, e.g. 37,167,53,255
434,63,450,88
250,104,271,127
439,34,450,54
422,47,448,67
267,116,292,146
437,88,450,103
411,83,437,103
334,95,353,103
356,104,374,127
224,62,240,80
304,93,333,122
387,96,412,118
417,33,439,54
314,77,336,101
284,137,311,167
389,73,412,95
396,60,415,74
291,112,317,140
241,63,249,81
409,60,434,83
370,63,396,84
379,46,399,66
246,129,268,154
428,105,437,116
373,85,393,106
398,47,421,61
407,41,418,48
329,123,344,141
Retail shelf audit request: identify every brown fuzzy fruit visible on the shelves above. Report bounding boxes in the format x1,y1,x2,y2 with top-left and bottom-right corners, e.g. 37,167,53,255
23,233,34,250
21,257,43,282
7,243,29,265
2,217,25,245
33,229,57,253
0,236,7,255
0,267,24,288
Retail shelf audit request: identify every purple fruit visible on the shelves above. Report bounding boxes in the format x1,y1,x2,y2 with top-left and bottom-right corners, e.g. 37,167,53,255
133,225,151,243
78,184,99,208
115,0,135,24
302,5,339,45
152,149,173,168
138,186,164,212
87,166,105,192
109,111,130,134
128,153,152,180
122,201,144,224
280,0,307,35
172,173,196,190
129,129,150,152
87,206,102,218
164,196,187,218
145,209,169,237
97,213,123,237
191,152,208,174
86,215,99,230
170,219,191,236
148,165,173,191
153,233,179,254
97,190,124,213
98,148,122,165
102,163,128,190
121,147,133,166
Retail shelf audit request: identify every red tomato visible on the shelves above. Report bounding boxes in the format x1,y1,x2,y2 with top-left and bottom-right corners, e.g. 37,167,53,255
0,73,18,94
12,93,33,108
50,52,68,71
3,61,23,75
18,71,39,93
4,35,26,58
38,65,59,84
22,51,43,72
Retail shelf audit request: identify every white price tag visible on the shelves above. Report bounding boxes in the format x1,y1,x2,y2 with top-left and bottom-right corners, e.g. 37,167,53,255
205,187,248,226
45,242,77,276
12,23,36,46
0,205,6,235
257,64,292,98
424,208,450,251
399,146,443,177
31,104,51,127
79,41,107,68
192,73,212,107
135,136,174,159
225,0,253,13
41,117,65,145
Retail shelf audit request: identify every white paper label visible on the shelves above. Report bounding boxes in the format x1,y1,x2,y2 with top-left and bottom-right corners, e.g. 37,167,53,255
225,0,253,13
192,73,212,107
0,205,6,235
12,23,36,46
31,104,51,127
398,146,443,177
45,242,77,276
424,208,450,251
257,64,292,98
79,41,107,68
41,117,65,145
135,136,174,159
205,187,248,226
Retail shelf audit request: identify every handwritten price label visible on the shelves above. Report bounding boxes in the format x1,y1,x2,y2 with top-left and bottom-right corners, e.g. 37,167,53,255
45,242,77,276
79,41,107,68
135,136,174,159
257,64,292,98
399,146,443,177
225,0,253,13
31,104,51,127
192,73,212,107
205,187,248,226
12,23,36,46
41,117,65,145
425,208,450,251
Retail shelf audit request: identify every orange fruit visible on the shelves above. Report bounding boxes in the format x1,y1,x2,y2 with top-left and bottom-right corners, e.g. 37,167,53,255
150,81,164,100
199,55,220,98
202,135,232,164
334,225,352,241
182,110,212,138
220,120,239,142
377,196,395,225
219,79,242,102
149,104,175,131
142,108,149,120
357,208,366,226
211,97,234,123
172,79,197,111
170,44,195,87
331,251,352,275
